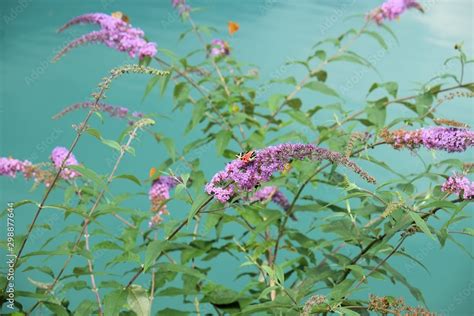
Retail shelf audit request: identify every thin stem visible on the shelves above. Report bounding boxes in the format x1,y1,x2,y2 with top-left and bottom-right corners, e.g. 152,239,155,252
150,231,157,313
335,198,463,285
328,82,473,140
125,195,215,288
192,214,201,313
153,56,245,150
265,20,370,128
14,87,104,262
84,225,103,315
188,17,231,97
29,125,140,314
353,235,407,290
271,141,385,268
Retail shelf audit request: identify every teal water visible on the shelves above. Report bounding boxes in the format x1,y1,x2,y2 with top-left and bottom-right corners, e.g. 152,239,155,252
0,0,473,315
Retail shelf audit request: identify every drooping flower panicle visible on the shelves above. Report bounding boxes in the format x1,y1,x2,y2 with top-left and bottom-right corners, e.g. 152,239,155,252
250,186,290,210
380,127,474,153
205,143,375,203
55,13,157,61
50,147,81,179
1,157,60,187
368,0,423,24
0,157,31,178
52,102,143,125
148,176,178,227
209,39,230,58
250,186,297,220
442,174,474,200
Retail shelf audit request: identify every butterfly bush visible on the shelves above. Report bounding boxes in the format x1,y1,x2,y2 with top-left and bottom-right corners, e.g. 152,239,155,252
380,127,474,152
209,39,230,57
54,13,157,61
442,175,474,200
0,157,31,178
206,143,376,203
50,146,81,179
148,176,178,227
368,0,423,24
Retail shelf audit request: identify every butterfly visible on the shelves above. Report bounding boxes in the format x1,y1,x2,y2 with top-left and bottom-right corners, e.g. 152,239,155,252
111,11,130,24
236,150,256,163
149,167,157,178
228,21,239,36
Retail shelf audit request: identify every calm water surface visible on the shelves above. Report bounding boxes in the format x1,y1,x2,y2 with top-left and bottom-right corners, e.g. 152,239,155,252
1,0,473,314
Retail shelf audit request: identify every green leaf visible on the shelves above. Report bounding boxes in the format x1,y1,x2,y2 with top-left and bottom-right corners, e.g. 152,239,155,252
144,240,167,271
186,100,206,133
363,30,388,49
303,81,340,98
74,300,96,316
101,138,122,152
142,75,161,101
215,130,232,155
157,308,190,316
188,193,210,224
268,93,286,113
409,212,435,240
104,289,127,316
367,99,387,127
156,263,206,280
86,128,102,140
415,92,433,115
269,76,297,86
43,302,69,316
335,307,360,316
162,137,176,161
160,73,171,96
127,285,151,316
68,165,106,189
368,82,398,98
462,227,474,236
114,174,141,186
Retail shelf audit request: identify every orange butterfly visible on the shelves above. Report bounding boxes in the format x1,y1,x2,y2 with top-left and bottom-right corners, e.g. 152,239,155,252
236,150,256,163
228,21,239,36
111,11,130,24
149,167,157,178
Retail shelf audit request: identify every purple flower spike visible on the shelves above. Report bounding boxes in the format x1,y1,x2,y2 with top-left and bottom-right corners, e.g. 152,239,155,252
148,176,178,227
368,0,423,24
442,174,474,200
206,143,375,203
251,186,290,210
0,157,31,178
55,13,157,61
381,127,474,152
50,147,80,179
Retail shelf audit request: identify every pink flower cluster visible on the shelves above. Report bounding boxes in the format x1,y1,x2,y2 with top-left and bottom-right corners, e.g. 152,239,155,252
50,147,81,179
0,157,31,178
54,13,157,61
380,127,474,153
368,0,423,24
209,39,230,57
148,176,178,227
206,143,375,203
442,175,474,200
